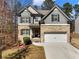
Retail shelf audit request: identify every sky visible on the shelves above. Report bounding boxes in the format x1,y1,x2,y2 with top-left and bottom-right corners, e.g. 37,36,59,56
20,0,79,7
33,0,45,5
56,0,79,6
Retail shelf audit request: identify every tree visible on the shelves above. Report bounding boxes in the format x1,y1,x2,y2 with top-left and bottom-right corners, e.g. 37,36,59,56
41,1,49,10
45,0,54,9
41,0,54,10
13,1,22,13
74,4,79,16
63,3,72,17
7,21,14,33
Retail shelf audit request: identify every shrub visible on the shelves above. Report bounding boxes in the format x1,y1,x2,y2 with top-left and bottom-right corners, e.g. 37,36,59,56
23,37,32,45
17,40,22,45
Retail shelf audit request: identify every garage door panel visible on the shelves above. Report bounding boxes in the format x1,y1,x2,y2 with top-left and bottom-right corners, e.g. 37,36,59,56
44,33,67,42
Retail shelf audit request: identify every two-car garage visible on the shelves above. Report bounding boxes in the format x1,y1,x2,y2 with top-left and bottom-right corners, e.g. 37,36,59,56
44,32,67,42
41,24,70,43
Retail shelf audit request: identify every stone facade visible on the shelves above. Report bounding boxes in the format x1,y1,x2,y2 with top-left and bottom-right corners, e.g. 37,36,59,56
18,25,30,43
41,24,70,42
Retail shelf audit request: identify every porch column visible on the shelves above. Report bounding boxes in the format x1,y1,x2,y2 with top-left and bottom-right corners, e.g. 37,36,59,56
30,29,32,40
17,16,21,24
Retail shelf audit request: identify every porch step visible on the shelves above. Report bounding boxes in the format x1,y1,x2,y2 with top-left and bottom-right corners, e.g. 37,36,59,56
31,38,41,43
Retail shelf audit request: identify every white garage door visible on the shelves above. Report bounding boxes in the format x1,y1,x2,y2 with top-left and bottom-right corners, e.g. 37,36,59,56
44,32,67,42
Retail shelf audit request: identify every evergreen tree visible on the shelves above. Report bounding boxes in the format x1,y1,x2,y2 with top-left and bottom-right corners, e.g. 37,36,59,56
41,0,54,10
63,3,72,17
74,4,79,17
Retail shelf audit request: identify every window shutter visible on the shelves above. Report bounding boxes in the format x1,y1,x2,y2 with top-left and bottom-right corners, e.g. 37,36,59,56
58,14,60,22
20,17,22,23
21,29,23,35
29,17,31,23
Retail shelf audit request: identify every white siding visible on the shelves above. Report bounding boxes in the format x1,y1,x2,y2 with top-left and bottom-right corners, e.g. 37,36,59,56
21,9,30,17
44,8,68,24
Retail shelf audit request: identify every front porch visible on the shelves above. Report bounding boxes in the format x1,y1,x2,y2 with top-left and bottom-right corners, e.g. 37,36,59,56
30,27,41,42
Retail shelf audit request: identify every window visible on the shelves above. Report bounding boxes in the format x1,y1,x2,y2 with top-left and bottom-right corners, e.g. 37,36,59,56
20,17,30,23
34,17,40,22
21,29,30,35
51,14,59,22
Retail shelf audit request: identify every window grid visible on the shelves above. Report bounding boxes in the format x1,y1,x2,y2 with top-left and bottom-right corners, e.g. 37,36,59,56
20,17,30,23
52,14,59,22
21,29,30,35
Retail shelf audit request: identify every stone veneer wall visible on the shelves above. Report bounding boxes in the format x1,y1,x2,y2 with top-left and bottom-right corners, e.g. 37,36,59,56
41,24,70,42
18,25,30,43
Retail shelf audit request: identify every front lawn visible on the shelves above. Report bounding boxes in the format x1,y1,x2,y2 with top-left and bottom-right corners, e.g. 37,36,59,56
2,47,19,59
25,45,46,59
2,45,46,59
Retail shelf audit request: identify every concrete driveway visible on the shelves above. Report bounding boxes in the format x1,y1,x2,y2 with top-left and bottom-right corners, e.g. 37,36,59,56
33,42,79,59
44,43,79,59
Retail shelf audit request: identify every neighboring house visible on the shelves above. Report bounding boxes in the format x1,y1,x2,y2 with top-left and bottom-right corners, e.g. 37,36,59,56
17,5,70,43
75,16,79,33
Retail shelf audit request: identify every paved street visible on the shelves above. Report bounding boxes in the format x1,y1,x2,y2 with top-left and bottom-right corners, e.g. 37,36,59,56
33,42,79,59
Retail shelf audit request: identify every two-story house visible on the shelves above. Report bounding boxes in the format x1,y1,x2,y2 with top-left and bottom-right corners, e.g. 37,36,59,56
17,5,70,43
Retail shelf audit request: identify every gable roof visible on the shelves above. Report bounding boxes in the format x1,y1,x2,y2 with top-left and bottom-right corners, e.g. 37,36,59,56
27,6,41,14
37,10,50,15
18,6,27,14
41,5,71,22
18,5,40,15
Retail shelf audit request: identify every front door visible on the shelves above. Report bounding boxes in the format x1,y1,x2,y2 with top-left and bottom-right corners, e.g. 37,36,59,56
32,28,40,38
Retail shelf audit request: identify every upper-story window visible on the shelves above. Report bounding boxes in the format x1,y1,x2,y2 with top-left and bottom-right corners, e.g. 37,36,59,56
51,14,59,22
34,17,41,22
20,17,30,23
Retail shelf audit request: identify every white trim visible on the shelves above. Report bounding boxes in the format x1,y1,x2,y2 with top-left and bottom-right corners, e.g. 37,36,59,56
41,24,70,26
28,6,38,14
18,23,30,26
